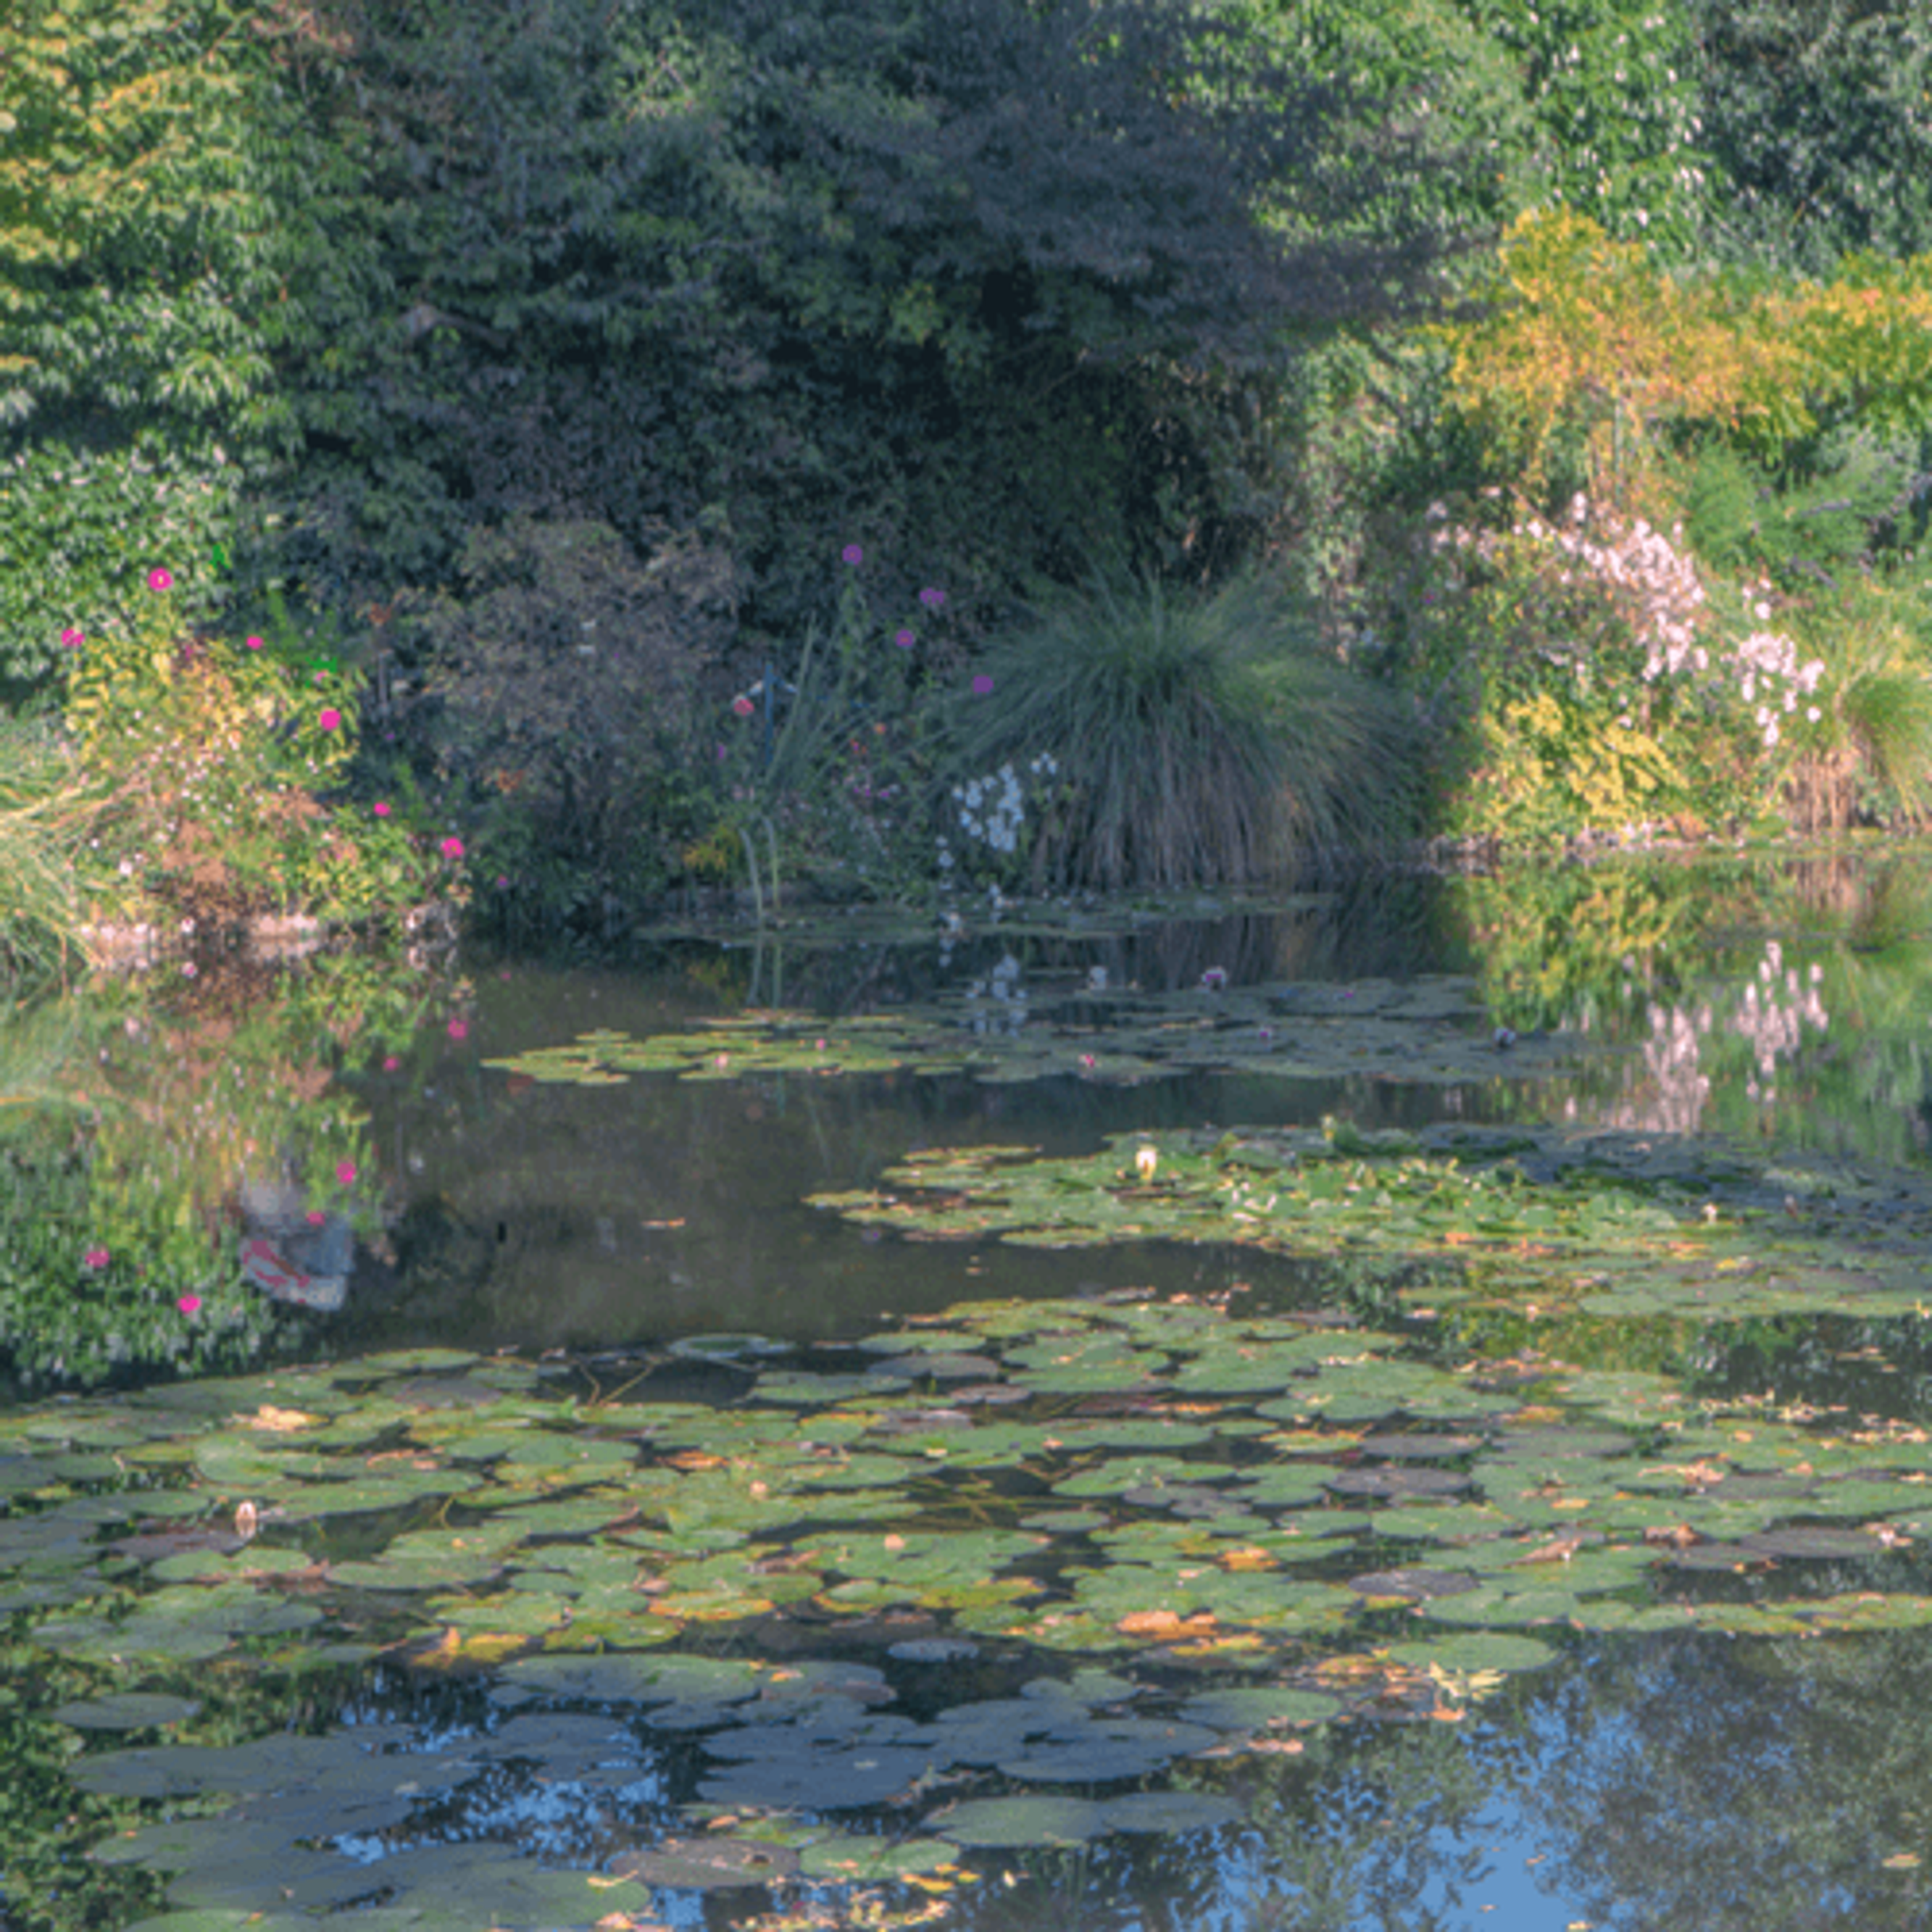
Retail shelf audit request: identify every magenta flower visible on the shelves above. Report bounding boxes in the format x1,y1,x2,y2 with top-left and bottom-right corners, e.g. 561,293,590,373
841,544,864,566
894,628,915,649
383,1055,401,1072
448,1017,469,1041
971,674,994,696
440,836,465,859
83,1246,110,1270
61,627,84,649
147,567,175,592
245,635,264,650
732,695,756,717
373,801,391,817
319,707,343,732
178,1294,202,1317
182,961,198,979
306,1209,326,1227
336,1160,357,1186
919,587,946,611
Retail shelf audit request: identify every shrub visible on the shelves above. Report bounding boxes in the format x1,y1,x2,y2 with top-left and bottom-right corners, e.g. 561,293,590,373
388,515,741,921
57,570,458,933
936,557,1413,890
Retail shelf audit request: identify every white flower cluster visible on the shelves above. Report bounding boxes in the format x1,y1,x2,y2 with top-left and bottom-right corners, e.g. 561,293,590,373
953,754,1057,856
1732,628,1825,749
1433,494,1707,680
1435,496,1825,750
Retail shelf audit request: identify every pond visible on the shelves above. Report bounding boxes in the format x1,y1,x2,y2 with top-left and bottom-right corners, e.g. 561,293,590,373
6,847,1932,1932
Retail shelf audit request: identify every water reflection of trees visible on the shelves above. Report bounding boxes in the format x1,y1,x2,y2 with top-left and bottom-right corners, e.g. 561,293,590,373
1516,1633,1932,1931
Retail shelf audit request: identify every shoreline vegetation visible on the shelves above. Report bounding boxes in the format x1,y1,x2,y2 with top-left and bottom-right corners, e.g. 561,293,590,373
4,0,1932,981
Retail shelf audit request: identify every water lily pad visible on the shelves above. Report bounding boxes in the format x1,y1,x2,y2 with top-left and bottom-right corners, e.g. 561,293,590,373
609,1836,800,1888
1177,1686,1342,1730
1389,1633,1560,1673
1101,1791,1243,1833
53,1692,201,1731
936,1795,1107,1846
796,1837,960,1880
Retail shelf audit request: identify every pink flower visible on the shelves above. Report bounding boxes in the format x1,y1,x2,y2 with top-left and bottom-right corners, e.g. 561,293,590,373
245,635,264,650
319,707,343,731
147,567,174,592
440,836,465,859
919,587,946,611
177,1294,202,1317
83,1246,110,1270
373,801,391,817
307,1209,326,1227
894,628,915,649
182,961,198,978
733,695,756,717
448,1017,469,1041
61,627,84,649
336,1160,357,1186
383,1055,401,1072
971,674,994,696
841,544,864,566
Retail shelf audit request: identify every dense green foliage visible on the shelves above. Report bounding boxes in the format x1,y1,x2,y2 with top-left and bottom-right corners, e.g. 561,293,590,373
6,0,1932,923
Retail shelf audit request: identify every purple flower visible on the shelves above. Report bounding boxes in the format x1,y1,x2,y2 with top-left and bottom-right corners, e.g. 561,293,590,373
919,587,946,611
841,544,864,566
894,628,915,649
1199,966,1229,990
971,674,994,696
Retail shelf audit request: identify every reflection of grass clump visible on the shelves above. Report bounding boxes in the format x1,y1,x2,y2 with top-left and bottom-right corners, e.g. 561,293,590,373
943,560,1416,891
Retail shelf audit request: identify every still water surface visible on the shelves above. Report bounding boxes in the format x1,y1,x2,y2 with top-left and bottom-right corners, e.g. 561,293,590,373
6,851,1932,1932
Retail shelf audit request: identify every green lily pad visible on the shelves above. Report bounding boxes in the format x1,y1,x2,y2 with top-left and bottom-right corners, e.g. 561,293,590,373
796,1837,962,1881
1101,1791,1243,1833
936,1795,1108,1846
53,1692,201,1731
1388,1632,1560,1673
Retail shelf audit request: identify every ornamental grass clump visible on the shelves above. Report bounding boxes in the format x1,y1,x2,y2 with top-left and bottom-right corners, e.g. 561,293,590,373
1783,583,1932,833
939,560,1410,891
0,711,101,981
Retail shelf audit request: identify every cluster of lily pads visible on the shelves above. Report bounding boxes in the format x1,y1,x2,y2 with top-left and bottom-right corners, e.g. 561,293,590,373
812,1119,1932,1325
480,975,1598,1092
5,1271,1932,1928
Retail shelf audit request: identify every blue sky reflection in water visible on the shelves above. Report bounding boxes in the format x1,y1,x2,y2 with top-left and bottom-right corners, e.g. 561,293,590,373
9,852,1932,1932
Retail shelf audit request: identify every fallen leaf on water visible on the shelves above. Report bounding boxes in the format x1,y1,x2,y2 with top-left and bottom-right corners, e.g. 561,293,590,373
1117,1610,1217,1639
246,1405,318,1433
